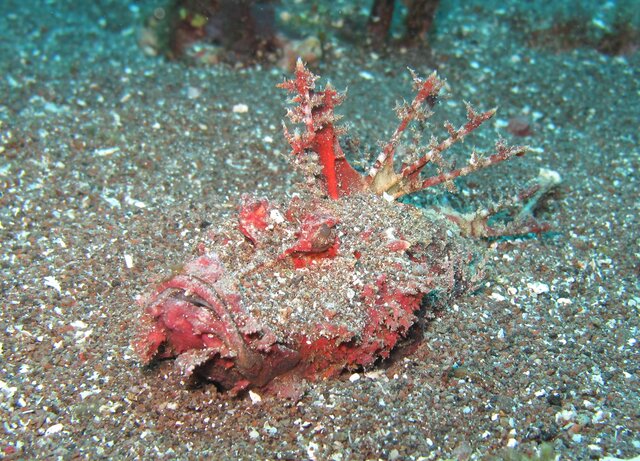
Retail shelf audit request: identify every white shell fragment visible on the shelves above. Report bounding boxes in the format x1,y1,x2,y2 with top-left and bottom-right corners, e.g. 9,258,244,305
124,254,134,269
232,103,249,113
44,276,62,293
45,424,64,436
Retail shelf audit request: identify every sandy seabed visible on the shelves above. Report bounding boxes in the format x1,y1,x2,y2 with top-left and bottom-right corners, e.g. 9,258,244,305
1,0,638,459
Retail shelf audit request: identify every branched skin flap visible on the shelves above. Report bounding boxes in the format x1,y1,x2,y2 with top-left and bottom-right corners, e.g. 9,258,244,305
136,60,558,397
279,59,528,201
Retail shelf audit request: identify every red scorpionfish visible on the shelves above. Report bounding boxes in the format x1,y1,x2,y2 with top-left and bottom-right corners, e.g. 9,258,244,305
135,60,559,397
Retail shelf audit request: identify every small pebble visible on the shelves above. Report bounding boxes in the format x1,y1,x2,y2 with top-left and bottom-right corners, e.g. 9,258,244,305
233,103,249,113
249,390,262,404
45,424,64,436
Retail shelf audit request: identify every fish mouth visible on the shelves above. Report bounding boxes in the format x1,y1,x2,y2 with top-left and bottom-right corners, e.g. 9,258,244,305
136,254,300,392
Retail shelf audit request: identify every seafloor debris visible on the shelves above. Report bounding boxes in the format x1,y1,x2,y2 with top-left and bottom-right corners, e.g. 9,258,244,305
136,60,559,397
368,0,441,46
138,0,322,69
